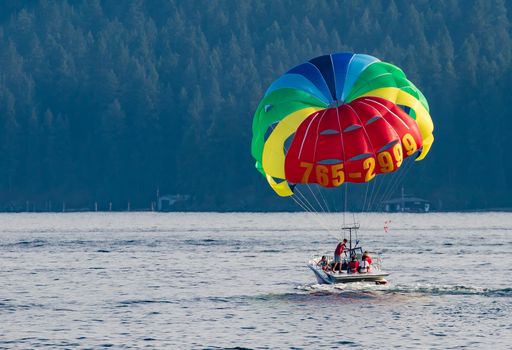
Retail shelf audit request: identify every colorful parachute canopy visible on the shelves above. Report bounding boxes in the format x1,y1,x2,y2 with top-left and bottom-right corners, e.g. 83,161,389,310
251,52,434,197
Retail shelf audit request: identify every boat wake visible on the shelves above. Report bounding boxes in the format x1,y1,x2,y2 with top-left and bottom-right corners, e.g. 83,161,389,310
298,281,387,291
387,284,512,297
296,283,512,298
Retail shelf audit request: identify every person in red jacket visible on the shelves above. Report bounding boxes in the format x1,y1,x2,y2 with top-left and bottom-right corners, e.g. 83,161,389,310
332,239,347,273
348,255,359,274
359,253,369,273
362,251,372,265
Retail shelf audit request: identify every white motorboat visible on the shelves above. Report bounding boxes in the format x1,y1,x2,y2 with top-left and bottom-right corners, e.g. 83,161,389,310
307,224,389,285
307,256,389,285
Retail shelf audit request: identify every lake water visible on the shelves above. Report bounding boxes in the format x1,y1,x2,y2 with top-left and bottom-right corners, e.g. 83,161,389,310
0,212,511,349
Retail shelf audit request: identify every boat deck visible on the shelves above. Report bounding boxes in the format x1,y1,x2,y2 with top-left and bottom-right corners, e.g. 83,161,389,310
308,257,389,284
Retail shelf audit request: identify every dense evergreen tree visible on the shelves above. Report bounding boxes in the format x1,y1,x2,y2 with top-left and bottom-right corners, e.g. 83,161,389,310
0,0,511,211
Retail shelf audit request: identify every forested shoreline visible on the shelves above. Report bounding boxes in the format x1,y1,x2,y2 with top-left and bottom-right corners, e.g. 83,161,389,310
0,0,511,211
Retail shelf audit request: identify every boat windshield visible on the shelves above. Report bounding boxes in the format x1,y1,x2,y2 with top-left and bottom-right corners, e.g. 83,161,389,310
346,247,363,259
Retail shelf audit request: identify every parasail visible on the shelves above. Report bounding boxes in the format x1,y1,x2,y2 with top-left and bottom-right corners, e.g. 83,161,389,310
251,52,434,198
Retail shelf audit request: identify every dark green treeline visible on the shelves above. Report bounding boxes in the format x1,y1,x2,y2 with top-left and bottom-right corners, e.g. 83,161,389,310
0,0,511,211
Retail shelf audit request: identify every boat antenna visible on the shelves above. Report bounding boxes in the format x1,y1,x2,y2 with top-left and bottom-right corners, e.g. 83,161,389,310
342,223,359,253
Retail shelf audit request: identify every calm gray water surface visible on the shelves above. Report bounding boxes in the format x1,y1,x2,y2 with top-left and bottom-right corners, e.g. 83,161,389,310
0,212,511,349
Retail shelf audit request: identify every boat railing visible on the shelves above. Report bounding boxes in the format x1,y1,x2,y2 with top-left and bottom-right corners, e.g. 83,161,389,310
310,250,384,271
367,252,383,271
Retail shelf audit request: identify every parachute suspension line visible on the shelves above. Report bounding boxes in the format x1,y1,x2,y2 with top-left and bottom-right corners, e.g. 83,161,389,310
334,190,341,235
361,179,371,218
369,103,418,209
305,184,328,215
293,188,336,235
362,152,416,213
285,109,337,237
366,173,380,212
379,158,409,207
295,187,330,231
313,184,336,230
380,155,416,208
371,153,416,212
294,187,319,214
276,121,333,234
290,192,323,224
316,185,331,215
374,156,408,212
290,195,335,237
336,103,348,230
366,179,377,212
350,184,357,227
371,171,391,211
362,179,371,213
346,182,357,225
347,102,377,214
372,175,385,212
290,194,319,220
354,211,359,243
342,187,347,229
343,181,349,225
302,106,329,217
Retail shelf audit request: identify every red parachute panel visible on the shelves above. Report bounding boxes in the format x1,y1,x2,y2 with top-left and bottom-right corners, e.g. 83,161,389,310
284,97,423,187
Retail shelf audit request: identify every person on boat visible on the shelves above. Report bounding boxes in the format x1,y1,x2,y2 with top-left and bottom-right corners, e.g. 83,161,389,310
362,251,372,265
332,239,347,273
317,255,330,271
359,254,370,273
348,255,359,274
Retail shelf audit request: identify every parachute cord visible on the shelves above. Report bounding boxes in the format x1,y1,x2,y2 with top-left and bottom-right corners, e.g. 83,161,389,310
293,188,337,237
379,159,408,208
366,176,381,212
290,195,333,236
365,175,375,212
370,172,388,212
295,188,330,225
343,183,348,226
316,185,331,214
373,153,415,212
361,180,371,218
381,159,410,208
346,102,376,215
355,213,359,242
378,156,411,211
279,109,337,238
366,174,379,212
306,184,328,215
369,174,388,211
381,155,416,208
335,105,347,231
290,193,316,215
291,191,323,223
378,170,398,209
314,184,335,230
304,108,329,216
276,121,336,236
373,175,386,211
294,187,319,213
314,186,339,238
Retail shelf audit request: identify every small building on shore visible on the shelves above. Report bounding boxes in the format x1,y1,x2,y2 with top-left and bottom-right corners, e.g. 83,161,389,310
157,194,190,211
381,187,431,213
382,197,430,212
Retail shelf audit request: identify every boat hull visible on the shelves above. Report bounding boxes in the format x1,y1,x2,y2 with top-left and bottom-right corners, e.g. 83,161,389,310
307,263,389,285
